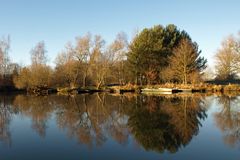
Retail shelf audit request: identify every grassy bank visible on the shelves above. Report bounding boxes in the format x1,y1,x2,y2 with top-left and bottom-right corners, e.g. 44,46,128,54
140,83,240,93
3,83,240,95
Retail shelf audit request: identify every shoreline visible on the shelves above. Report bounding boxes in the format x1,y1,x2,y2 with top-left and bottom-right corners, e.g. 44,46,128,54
1,83,240,95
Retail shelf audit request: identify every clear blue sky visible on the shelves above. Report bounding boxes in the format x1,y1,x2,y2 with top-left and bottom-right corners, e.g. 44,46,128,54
0,0,240,67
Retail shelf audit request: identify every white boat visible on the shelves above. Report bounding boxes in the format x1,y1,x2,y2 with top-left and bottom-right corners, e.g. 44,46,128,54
141,88,178,93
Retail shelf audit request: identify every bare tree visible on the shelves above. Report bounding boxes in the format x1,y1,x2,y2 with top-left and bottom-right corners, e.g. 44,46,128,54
29,65,52,88
108,32,128,84
13,67,30,89
73,33,92,87
0,36,10,74
30,41,47,66
13,41,52,89
90,35,106,88
167,39,207,84
54,45,80,88
231,32,240,70
29,41,52,88
0,36,11,81
215,36,238,80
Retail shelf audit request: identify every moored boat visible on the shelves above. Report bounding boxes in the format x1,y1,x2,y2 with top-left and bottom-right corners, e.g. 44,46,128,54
141,88,179,93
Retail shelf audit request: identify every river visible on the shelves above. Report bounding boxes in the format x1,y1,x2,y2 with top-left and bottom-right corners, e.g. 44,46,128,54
0,93,240,159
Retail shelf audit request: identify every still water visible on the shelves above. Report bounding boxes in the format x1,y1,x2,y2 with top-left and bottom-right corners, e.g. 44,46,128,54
0,93,240,159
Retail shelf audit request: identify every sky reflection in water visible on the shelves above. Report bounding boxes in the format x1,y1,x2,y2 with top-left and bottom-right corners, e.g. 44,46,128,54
0,93,240,160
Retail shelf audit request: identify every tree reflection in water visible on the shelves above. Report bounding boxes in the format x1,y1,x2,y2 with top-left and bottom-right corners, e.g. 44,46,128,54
214,95,240,148
13,95,55,137
54,93,132,147
12,93,132,147
1,93,208,153
0,95,17,147
128,95,207,153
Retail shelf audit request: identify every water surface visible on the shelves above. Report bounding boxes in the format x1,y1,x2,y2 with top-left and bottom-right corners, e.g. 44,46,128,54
0,93,240,159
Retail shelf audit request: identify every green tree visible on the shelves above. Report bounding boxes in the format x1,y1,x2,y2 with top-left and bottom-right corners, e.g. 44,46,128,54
127,24,190,84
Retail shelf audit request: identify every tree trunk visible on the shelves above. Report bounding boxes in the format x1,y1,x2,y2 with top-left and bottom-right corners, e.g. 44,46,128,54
184,72,187,85
139,74,143,86
83,72,87,88
97,81,102,89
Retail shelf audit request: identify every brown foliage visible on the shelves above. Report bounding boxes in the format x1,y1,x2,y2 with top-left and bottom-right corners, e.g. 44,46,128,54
166,39,206,84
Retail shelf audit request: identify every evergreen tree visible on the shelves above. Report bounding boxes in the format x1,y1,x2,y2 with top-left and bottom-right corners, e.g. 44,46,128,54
127,24,191,84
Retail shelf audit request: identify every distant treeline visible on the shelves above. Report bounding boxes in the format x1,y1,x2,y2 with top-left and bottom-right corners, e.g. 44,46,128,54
3,24,240,91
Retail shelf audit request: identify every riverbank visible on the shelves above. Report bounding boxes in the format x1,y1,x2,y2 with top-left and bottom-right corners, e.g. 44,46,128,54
56,84,138,95
139,83,240,93
50,83,240,95
2,83,240,95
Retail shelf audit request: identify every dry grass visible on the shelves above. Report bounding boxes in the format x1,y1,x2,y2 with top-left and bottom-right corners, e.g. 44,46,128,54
57,83,240,94
140,83,240,93
223,84,240,91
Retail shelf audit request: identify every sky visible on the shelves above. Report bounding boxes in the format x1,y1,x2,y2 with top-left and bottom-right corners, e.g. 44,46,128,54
0,0,240,67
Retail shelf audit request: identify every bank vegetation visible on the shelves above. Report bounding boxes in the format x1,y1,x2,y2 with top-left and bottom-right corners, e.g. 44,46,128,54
1,24,240,94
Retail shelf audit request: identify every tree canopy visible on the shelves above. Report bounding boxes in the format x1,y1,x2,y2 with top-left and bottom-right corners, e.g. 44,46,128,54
127,24,193,84
3,24,210,90
166,39,207,84
215,35,240,80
